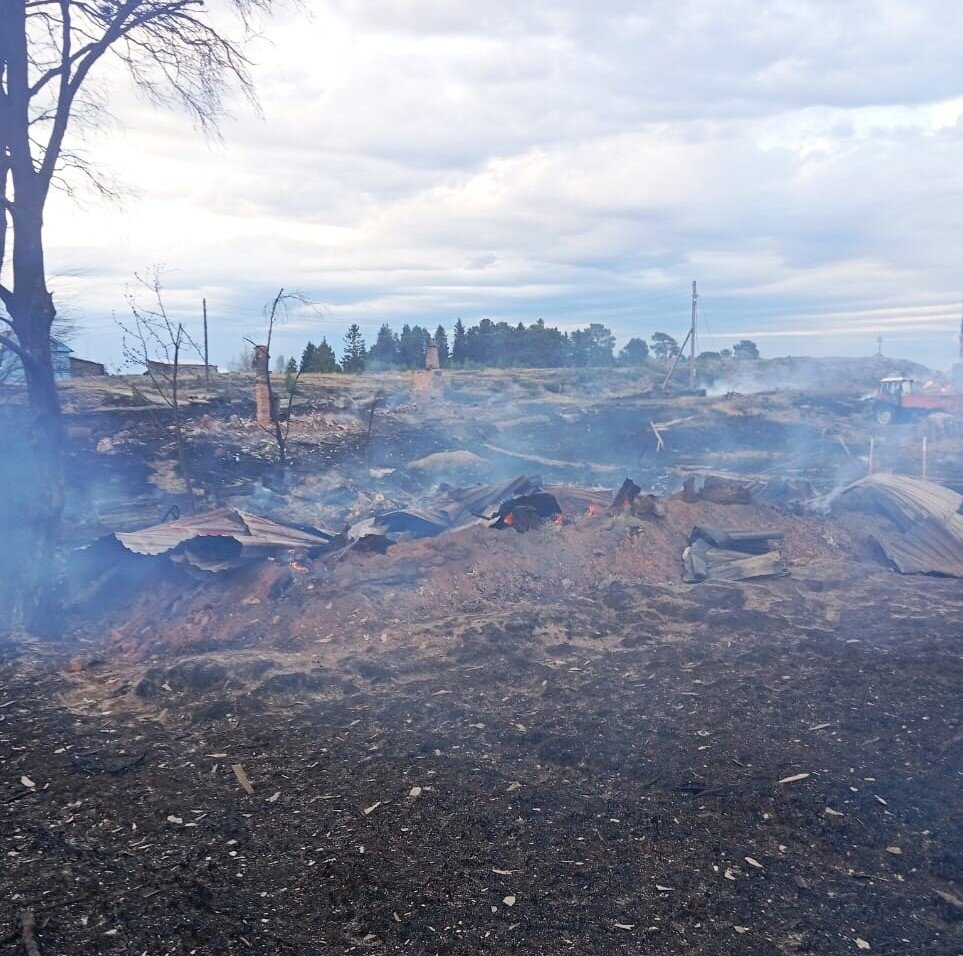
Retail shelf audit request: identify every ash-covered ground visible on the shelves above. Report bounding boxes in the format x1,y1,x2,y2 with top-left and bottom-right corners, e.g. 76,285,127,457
1,361,961,955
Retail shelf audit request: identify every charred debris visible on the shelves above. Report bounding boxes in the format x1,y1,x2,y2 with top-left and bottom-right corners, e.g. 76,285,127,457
71,466,963,627
57,365,963,611
3,364,963,956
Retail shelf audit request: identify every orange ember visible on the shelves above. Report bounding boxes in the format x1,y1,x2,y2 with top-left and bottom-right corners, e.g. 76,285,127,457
503,512,515,526
290,560,310,573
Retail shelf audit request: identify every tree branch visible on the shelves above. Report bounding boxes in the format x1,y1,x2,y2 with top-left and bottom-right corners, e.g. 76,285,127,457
0,333,31,366
38,0,141,190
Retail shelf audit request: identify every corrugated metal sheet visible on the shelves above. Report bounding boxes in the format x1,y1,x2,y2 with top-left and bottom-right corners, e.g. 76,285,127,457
682,527,786,582
115,508,334,557
834,475,963,578
346,475,539,542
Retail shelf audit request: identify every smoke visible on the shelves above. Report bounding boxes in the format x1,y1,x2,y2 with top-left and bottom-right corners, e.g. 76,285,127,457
698,355,937,396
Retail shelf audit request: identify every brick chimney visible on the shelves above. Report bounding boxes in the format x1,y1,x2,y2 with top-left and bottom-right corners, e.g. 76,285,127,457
425,344,440,370
252,345,274,426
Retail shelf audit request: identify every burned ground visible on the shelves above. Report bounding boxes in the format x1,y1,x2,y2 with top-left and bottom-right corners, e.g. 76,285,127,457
2,562,961,955
1,364,961,955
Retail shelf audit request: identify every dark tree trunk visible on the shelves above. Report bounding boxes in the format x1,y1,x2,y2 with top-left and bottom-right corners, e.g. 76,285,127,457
6,198,65,635
15,315,65,636
2,1,66,634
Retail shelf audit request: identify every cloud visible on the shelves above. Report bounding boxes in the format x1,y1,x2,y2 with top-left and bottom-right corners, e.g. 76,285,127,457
25,0,963,369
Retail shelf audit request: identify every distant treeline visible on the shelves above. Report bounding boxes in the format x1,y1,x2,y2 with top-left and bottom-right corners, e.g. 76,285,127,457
273,319,760,374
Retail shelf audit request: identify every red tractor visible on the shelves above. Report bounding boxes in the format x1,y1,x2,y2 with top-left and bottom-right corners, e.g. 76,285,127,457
868,376,963,425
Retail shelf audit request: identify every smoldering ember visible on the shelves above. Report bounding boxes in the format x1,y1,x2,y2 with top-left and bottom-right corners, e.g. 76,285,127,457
0,349,961,955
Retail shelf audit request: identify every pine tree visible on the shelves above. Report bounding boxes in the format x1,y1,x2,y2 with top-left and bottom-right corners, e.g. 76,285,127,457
650,332,679,366
314,338,340,372
398,324,430,369
368,324,401,369
283,358,299,395
570,323,615,367
300,342,317,373
342,324,366,373
475,318,496,365
618,338,650,366
433,325,449,367
451,319,466,365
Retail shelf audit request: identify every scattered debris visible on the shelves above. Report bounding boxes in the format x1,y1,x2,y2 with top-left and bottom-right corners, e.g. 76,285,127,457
934,889,963,911
683,526,787,582
778,773,811,784
231,763,254,796
490,491,562,531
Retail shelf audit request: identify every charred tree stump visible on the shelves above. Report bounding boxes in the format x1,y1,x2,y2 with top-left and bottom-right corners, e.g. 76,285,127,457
612,478,642,511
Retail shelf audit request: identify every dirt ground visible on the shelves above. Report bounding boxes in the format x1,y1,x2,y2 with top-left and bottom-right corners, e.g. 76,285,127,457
1,366,961,955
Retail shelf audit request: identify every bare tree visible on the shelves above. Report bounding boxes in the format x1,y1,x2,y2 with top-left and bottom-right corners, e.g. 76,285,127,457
0,0,274,632
245,287,307,483
117,269,202,511
228,344,255,372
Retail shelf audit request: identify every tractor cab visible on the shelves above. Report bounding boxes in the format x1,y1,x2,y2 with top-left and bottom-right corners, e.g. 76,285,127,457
869,377,916,424
877,376,920,402
866,376,962,425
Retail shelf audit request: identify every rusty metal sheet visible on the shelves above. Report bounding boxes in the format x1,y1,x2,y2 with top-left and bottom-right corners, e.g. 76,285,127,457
114,508,333,557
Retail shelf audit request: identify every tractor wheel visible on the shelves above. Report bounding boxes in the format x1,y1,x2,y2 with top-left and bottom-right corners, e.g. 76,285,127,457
875,405,895,425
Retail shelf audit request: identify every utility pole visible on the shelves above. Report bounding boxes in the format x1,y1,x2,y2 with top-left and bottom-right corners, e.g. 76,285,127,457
202,297,209,386
689,280,698,389
877,335,883,357
661,280,699,392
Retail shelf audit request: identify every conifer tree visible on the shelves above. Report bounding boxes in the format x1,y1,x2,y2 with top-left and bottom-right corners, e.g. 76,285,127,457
342,324,367,373
451,319,467,365
433,326,449,367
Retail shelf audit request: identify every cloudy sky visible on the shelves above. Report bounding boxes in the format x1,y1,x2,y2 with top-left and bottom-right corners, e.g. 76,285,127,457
40,0,963,369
